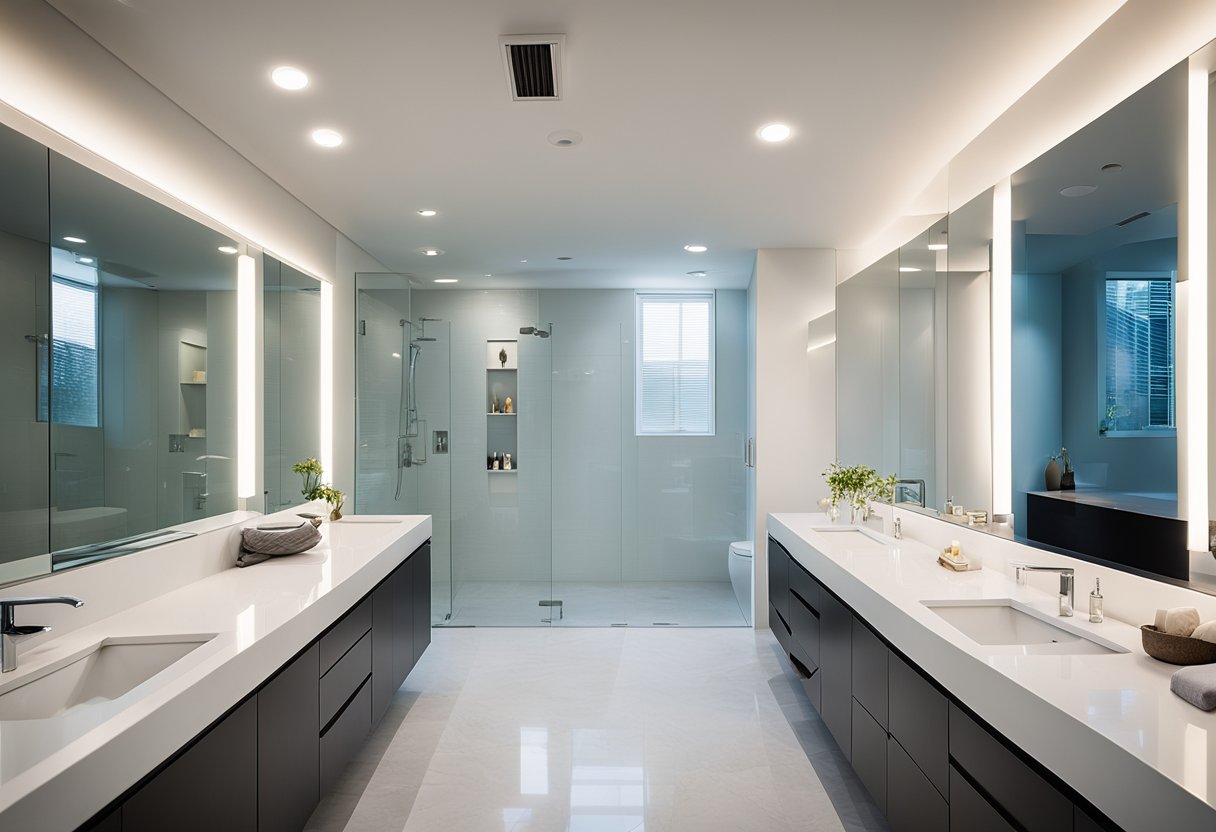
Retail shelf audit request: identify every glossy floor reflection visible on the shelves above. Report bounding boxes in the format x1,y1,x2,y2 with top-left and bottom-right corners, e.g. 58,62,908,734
305,628,885,832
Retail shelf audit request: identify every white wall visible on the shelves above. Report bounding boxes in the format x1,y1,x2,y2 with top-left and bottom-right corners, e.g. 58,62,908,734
753,249,837,628
945,270,993,513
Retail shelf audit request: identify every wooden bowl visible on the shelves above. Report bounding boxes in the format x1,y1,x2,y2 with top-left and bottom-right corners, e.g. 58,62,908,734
1140,625,1216,665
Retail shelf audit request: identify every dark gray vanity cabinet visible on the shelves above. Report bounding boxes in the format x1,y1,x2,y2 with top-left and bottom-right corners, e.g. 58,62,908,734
948,704,1072,832
851,697,888,811
851,618,888,730
123,697,257,832
888,737,947,832
372,572,398,724
258,644,320,832
818,586,853,759
887,651,948,798
411,544,431,666
768,537,791,628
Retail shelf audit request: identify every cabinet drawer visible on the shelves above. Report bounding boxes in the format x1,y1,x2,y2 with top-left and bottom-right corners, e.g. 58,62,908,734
770,602,793,656
888,737,947,832
320,677,372,795
789,560,820,614
801,665,822,713
319,596,372,675
789,588,820,668
851,698,887,811
320,631,372,730
888,651,947,797
949,764,1018,832
767,537,790,625
949,704,1072,832
851,618,888,730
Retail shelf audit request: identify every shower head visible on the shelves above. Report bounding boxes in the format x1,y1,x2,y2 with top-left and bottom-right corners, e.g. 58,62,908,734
519,326,535,335
419,317,442,322
537,330,550,338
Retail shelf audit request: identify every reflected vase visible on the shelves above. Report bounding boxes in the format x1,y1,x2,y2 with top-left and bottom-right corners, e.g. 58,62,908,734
1044,457,1061,491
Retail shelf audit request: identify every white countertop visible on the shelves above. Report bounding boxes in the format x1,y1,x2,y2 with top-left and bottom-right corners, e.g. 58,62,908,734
769,513,1216,832
0,514,431,831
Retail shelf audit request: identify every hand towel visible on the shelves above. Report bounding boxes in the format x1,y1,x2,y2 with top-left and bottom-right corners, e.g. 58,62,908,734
1164,607,1201,637
236,520,321,567
1193,621,1216,644
1155,609,1169,631
1171,664,1216,710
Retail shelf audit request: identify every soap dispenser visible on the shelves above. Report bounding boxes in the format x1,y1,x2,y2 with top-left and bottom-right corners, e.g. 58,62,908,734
1089,579,1104,624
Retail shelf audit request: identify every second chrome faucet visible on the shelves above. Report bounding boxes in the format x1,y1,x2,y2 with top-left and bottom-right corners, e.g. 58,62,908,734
1014,565,1075,617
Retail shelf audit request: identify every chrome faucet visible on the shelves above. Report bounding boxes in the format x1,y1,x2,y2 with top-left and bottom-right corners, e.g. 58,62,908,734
0,596,84,672
1014,565,1075,617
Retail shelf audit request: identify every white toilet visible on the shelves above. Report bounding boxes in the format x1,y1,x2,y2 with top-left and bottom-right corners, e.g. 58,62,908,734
728,541,754,625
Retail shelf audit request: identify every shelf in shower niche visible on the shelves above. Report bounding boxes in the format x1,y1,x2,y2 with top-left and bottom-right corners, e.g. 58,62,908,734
486,412,516,416
487,468,518,474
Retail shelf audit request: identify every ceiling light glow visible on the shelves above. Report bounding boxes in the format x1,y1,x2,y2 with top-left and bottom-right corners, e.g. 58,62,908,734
1059,185,1097,197
927,243,948,251
683,245,708,253
687,270,707,277
63,236,86,244
218,245,238,254
271,66,309,90
418,247,444,256
417,209,438,217
77,257,95,265
434,278,458,284
311,128,344,148
757,123,793,143
898,266,921,272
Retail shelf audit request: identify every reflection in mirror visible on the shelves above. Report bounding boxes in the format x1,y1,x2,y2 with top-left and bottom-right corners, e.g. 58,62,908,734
1011,62,1184,580
946,188,995,518
899,218,947,512
264,255,321,512
0,123,50,583
47,152,239,569
836,251,899,480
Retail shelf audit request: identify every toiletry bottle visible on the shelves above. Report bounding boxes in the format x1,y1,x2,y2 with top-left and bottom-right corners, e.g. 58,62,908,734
944,495,954,515
1089,579,1104,623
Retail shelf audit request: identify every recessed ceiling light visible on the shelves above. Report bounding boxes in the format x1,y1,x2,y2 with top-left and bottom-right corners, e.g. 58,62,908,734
310,128,344,148
63,235,86,244
77,256,95,265
484,274,493,277
519,259,528,263
433,278,458,284
898,266,921,273
1101,163,1123,173
927,243,948,251
417,247,444,257
547,130,583,147
271,66,309,91
757,123,793,143
417,209,438,217
687,270,707,277
556,256,572,261
683,245,708,253
217,245,238,254
1059,185,1097,197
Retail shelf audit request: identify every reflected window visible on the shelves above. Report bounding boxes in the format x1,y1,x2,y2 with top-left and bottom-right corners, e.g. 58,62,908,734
1103,272,1174,434
636,293,714,435
39,250,100,427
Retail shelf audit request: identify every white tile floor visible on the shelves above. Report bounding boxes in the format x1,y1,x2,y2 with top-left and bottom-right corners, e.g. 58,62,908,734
305,627,886,832
439,581,749,628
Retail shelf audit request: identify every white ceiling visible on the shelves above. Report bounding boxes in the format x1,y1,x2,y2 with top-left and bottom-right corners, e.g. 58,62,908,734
45,0,1124,290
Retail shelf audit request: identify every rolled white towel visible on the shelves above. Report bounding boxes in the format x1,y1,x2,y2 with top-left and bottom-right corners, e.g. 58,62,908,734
1164,607,1201,637
1192,621,1216,644
1155,609,1169,631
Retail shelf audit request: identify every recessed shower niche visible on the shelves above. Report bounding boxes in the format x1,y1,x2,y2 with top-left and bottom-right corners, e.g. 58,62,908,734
486,339,518,472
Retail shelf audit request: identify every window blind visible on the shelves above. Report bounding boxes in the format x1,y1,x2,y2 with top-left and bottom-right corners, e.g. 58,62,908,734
636,293,714,435
42,276,100,427
1104,275,1174,431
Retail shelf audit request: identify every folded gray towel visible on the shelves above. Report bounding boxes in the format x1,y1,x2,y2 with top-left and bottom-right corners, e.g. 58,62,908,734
1170,664,1216,710
236,521,321,567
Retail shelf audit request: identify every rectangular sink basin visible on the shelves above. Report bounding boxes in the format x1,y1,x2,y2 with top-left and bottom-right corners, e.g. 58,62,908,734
0,634,215,721
923,600,1126,655
812,527,889,550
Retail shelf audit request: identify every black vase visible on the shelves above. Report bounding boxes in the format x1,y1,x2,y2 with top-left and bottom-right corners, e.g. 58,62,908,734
1060,471,1075,490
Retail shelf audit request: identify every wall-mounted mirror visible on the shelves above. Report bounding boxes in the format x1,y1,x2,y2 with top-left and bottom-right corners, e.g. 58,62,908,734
46,151,240,570
1011,61,1184,579
264,254,322,512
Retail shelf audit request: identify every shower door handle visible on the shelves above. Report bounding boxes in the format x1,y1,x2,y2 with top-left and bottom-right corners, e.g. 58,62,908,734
744,437,755,468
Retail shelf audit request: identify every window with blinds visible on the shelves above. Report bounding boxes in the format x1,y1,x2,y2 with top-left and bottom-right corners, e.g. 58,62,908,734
38,275,100,427
636,293,714,435
1103,272,1174,434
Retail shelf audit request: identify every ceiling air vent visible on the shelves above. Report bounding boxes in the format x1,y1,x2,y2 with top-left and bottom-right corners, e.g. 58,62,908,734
1115,211,1151,227
499,34,565,101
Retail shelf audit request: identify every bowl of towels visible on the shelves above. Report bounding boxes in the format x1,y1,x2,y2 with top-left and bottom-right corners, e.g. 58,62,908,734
1141,606,1216,665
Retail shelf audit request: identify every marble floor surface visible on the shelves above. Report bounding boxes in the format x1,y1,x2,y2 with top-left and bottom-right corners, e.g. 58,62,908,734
305,627,886,832
438,581,749,628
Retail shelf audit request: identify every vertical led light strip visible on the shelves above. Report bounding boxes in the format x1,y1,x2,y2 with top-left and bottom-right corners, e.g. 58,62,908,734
319,279,334,479
237,254,256,499
991,177,1013,517
1185,63,1209,552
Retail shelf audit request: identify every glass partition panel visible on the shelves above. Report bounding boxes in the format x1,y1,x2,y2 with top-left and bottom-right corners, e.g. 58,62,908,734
0,123,50,583
48,152,238,567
